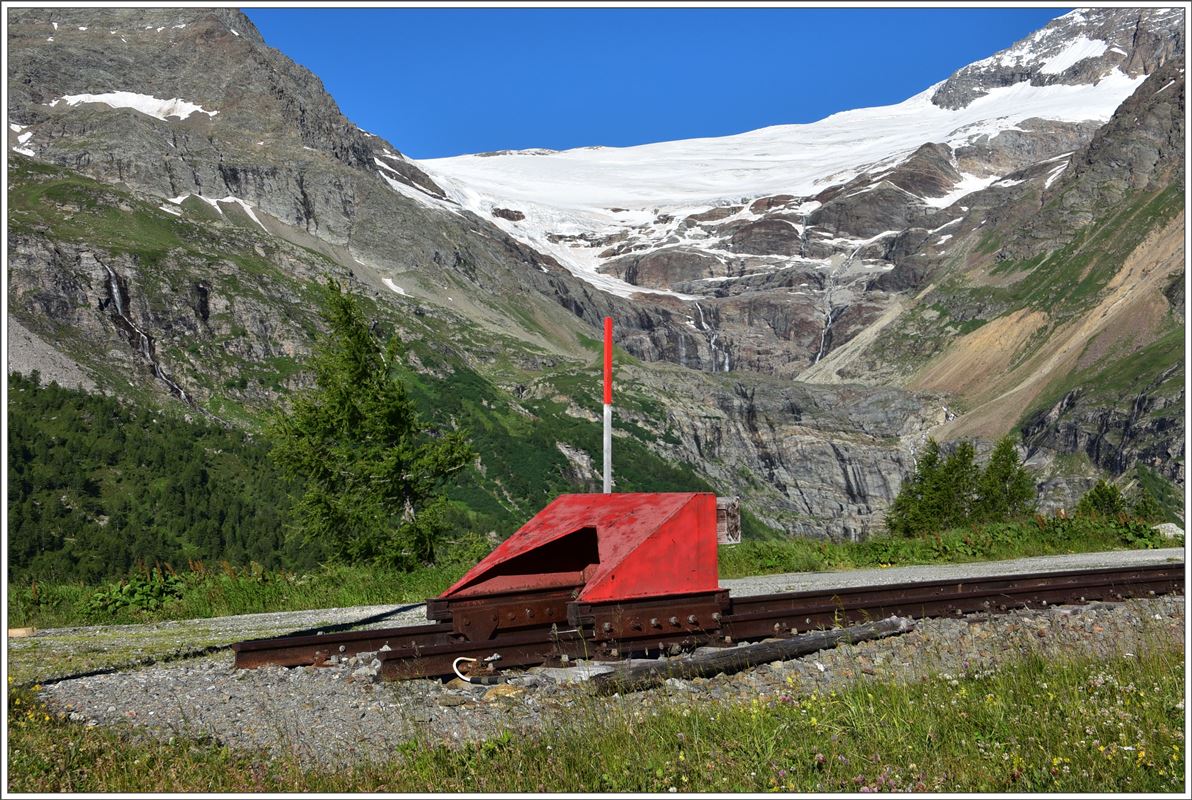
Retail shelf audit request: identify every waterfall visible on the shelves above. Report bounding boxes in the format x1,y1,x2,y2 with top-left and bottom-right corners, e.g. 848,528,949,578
812,240,864,365
100,261,191,404
693,301,728,373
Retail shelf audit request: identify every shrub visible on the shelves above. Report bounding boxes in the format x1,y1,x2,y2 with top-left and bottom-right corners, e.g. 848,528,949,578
1076,479,1127,518
83,566,184,619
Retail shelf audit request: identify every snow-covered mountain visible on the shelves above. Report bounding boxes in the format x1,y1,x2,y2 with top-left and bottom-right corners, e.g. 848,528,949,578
391,6,1185,416
417,8,1178,302
5,6,1183,538
421,70,1141,298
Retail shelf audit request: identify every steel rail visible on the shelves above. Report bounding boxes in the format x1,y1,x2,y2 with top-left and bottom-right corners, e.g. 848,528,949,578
231,561,1184,678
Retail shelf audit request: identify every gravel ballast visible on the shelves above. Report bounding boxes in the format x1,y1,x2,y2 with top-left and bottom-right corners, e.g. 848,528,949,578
21,550,1186,768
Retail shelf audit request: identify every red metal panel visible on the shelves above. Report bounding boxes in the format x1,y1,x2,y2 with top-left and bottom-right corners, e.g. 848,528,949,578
439,492,719,602
603,317,613,405
581,492,718,602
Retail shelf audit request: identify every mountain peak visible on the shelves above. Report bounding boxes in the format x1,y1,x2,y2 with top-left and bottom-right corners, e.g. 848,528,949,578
930,7,1184,110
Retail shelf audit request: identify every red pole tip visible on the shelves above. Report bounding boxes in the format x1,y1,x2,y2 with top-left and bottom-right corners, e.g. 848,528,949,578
603,317,613,405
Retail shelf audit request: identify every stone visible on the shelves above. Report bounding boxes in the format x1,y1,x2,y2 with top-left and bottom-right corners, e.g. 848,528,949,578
1153,523,1184,539
482,684,525,702
491,207,525,222
531,664,617,683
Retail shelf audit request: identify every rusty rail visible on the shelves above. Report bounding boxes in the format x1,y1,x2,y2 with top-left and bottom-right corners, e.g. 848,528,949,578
230,562,1184,679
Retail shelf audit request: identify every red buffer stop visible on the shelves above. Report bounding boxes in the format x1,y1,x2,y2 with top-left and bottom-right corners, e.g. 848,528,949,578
427,492,725,642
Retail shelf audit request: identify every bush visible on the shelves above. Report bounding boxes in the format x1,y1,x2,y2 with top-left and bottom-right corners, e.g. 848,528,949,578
83,566,184,620
1075,479,1127,518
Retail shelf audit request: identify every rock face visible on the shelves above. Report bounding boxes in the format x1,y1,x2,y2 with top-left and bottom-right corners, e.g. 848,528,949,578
728,219,804,256
930,7,1185,110
1022,376,1185,488
1000,59,1186,260
5,6,729,377
611,365,943,538
603,248,724,291
6,6,1185,537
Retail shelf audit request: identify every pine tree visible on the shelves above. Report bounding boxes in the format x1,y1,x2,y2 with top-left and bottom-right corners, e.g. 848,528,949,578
975,436,1036,522
887,437,1038,536
268,281,473,568
886,439,943,536
936,441,979,528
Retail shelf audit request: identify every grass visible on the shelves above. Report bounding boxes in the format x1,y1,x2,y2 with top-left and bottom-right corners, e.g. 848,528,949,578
8,560,472,631
872,185,1184,377
1021,323,1185,426
718,515,1181,579
9,515,1179,631
7,639,1184,792
979,185,1184,321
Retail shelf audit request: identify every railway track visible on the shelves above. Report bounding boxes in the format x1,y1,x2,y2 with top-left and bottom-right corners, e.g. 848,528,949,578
232,561,1184,681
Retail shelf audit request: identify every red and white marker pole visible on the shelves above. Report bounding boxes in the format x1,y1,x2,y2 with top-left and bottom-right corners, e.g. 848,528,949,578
603,316,613,494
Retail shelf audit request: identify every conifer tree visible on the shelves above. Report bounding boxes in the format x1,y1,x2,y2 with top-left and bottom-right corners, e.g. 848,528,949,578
268,281,472,568
976,436,1036,522
937,441,979,528
887,436,1037,536
886,439,943,536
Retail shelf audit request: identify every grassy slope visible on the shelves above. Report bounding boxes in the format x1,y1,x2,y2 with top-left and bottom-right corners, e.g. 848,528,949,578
7,643,1183,793
872,186,1183,403
9,517,1178,630
6,158,773,590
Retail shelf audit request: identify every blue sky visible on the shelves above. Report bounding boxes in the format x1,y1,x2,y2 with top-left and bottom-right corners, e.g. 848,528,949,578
244,6,1068,159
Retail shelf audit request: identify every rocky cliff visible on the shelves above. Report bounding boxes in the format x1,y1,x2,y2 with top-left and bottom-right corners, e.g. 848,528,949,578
5,7,952,538
6,6,1185,536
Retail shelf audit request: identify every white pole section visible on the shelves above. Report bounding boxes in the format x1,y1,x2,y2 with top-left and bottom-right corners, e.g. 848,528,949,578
603,316,613,494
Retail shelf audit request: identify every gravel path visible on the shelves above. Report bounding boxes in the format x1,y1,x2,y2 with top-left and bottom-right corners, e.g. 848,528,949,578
39,597,1184,768
721,547,1184,596
23,548,1184,769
